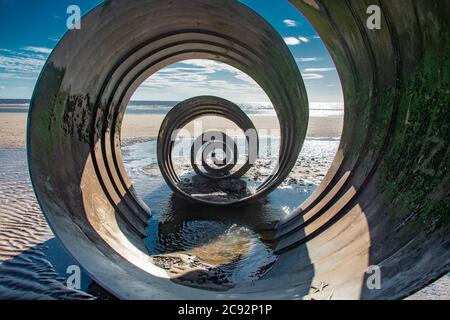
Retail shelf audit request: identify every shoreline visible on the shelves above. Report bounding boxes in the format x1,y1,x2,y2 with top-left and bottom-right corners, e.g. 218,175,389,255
0,112,343,148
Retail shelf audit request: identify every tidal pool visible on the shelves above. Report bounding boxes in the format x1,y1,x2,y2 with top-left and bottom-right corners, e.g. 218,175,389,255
122,137,338,290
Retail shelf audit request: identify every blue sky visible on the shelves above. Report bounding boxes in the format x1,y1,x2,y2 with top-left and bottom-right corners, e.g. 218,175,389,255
0,0,343,102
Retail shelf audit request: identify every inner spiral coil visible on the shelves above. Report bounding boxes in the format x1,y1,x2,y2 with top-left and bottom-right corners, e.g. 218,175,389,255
157,96,270,205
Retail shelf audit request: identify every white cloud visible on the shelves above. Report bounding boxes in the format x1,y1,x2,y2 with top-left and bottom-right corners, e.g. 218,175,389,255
178,60,257,85
284,36,311,46
179,59,239,73
142,63,254,91
0,47,50,81
296,57,323,62
303,67,335,72
298,36,310,43
22,46,52,54
283,19,298,27
136,59,269,102
0,73,37,80
302,73,324,80
234,72,256,84
284,37,301,46
0,85,5,90
0,55,46,73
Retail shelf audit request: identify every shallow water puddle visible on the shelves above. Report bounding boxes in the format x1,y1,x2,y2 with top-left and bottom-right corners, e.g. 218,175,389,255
121,138,339,290
151,222,276,291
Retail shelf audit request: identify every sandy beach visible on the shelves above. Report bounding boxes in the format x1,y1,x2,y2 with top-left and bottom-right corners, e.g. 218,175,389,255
122,114,343,142
0,112,343,148
0,109,342,296
1,110,448,299
0,113,28,148
0,148,94,299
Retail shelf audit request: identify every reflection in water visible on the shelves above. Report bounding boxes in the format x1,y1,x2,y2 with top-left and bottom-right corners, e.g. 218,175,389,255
122,138,337,290
147,195,281,290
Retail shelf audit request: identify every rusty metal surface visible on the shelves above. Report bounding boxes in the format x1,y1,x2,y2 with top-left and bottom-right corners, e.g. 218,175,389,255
28,0,449,299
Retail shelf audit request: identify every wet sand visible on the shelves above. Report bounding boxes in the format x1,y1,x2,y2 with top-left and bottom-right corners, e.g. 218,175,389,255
0,111,448,299
0,112,344,148
0,148,94,300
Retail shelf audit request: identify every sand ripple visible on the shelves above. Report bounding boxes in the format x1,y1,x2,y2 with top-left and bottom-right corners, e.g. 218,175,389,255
0,148,93,300
0,144,447,299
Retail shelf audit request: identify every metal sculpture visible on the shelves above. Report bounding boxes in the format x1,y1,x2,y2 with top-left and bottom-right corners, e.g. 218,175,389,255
28,0,449,299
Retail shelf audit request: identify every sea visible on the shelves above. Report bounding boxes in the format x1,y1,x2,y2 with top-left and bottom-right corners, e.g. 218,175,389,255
0,99,344,117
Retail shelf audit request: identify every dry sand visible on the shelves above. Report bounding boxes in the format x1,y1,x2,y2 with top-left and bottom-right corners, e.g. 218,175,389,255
121,114,343,141
0,113,28,148
0,113,343,148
